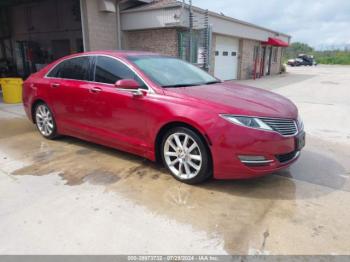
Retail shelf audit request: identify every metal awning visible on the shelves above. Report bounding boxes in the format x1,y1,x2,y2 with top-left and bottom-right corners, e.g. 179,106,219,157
262,37,289,47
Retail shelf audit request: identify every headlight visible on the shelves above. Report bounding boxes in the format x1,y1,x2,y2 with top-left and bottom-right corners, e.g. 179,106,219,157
220,115,272,131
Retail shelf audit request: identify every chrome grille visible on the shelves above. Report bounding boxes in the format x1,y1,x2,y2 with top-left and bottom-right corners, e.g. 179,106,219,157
260,117,298,136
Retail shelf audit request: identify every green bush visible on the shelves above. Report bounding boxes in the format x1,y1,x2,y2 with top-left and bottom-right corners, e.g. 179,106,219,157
314,51,350,65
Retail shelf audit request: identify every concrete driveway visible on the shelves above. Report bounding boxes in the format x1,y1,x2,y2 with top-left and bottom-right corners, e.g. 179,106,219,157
0,65,350,255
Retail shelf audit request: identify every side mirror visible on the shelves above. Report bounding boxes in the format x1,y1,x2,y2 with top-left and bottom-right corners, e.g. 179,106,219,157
115,79,140,90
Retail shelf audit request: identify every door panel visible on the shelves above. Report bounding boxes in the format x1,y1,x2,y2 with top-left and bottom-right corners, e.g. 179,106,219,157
214,35,239,80
47,56,93,134
49,79,93,134
82,82,152,153
83,55,153,154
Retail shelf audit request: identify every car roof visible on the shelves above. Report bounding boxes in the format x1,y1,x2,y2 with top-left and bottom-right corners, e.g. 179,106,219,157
46,50,167,73
64,50,160,60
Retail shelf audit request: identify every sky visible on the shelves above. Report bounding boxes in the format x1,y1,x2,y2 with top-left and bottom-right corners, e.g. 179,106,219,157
191,0,350,50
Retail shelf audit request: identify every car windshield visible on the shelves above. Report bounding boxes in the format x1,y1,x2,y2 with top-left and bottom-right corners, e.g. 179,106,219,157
128,55,220,88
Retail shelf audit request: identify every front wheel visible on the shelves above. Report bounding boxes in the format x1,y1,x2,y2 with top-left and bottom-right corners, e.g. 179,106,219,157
34,103,58,139
161,127,212,184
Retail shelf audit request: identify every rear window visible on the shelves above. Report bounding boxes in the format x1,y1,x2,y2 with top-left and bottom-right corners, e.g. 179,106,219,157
48,56,91,81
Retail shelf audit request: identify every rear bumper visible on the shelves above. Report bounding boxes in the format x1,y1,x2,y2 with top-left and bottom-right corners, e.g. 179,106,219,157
208,120,304,179
23,103,32,121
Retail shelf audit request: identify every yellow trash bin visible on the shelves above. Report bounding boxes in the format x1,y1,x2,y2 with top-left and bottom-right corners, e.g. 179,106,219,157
0,78,5,90
1,78,23,104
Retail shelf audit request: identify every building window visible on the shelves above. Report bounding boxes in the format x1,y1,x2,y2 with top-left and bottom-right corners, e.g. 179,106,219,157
272,47,278,63
231,52,237,56
215,51,219,56
223,51,229,56
178,31,200,64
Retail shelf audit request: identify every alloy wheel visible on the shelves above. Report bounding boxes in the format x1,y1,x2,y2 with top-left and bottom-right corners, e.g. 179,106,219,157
35,104,54,137
163,132,202,180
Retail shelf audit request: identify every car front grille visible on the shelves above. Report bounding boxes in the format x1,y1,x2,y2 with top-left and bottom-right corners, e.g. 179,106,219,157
276,151,299,163
259,117,298,136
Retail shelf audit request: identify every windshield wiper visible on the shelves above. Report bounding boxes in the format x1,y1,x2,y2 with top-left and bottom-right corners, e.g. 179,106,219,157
162,83,202,88
205,80,221,85
162,81,220,88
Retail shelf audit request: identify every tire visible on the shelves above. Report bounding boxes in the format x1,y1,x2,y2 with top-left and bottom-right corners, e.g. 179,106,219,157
161,127,212,184
34,102,58,140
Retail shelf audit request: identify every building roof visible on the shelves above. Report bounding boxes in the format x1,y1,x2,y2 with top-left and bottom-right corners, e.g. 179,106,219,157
122,0,291,39
122,0,179,11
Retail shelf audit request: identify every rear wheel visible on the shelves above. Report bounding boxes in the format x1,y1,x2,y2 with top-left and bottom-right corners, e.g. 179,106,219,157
161,127,212,184
34,103,58,139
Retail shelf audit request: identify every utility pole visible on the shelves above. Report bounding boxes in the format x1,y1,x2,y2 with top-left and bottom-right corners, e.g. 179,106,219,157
116,0,122,49
203,9,209,71
189,0,193,63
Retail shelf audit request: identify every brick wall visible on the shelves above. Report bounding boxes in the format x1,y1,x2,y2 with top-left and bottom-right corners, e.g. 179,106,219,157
238,39,260,80
81,0,118,51
123,29,178,57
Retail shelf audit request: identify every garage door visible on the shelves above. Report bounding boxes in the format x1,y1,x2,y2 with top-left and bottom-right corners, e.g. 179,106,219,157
214,35,239,81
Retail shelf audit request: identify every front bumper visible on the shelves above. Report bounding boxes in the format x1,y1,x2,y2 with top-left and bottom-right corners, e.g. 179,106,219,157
209,119,304,179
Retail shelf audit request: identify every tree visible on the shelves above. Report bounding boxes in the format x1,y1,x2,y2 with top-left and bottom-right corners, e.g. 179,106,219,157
285,42,314,59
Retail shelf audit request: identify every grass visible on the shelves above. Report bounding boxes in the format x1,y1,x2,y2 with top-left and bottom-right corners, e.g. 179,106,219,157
314,51,350,65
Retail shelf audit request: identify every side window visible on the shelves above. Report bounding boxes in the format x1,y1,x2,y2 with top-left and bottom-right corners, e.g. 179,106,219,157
48,56,91,81
47,63,63,78
94,56,147,89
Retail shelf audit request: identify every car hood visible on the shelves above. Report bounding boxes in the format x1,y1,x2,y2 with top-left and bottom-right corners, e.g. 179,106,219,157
164,81,298,119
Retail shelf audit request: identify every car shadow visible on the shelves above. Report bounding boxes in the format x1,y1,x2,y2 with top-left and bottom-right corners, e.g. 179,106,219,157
277,150,349,191
53,136,348,202
201,149,348,200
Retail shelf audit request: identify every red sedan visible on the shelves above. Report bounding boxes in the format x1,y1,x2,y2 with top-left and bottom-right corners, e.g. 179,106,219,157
23,51,305,184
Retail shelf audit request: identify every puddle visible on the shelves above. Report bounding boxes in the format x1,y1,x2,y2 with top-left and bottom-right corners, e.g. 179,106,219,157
2,117,350,254
83,170,121,185
75,148,93,155
0,172,226,254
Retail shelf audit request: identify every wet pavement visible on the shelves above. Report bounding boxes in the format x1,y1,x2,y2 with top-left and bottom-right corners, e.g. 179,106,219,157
1,65,350,254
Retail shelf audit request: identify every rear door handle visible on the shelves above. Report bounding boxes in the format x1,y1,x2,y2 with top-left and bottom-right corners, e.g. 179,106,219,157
51,83,60,88
90,87,102,93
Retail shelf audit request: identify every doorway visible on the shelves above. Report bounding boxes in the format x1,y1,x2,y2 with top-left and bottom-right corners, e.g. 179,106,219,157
0,0,83,78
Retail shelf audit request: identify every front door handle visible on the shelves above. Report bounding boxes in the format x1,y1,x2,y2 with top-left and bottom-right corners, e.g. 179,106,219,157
51,83,60,88
90,87,102,93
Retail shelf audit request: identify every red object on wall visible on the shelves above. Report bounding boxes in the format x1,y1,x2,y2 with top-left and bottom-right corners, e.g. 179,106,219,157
262,37,289,47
